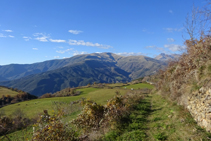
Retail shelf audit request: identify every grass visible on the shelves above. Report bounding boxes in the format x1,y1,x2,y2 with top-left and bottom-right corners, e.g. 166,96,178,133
103,92,211,141
0,87,19,97
0,86,129,141
83,88,128,104
106,83,126,87
144,93,210,141
1,83,210,141
1,87,99,118
0,83,151,140
1,87,129,118
121,83,154,90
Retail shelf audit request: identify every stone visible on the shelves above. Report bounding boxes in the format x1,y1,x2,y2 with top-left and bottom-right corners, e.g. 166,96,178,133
168,115,172,118
199,87,206,94
207,108,211,113
206,114,211,120
187,105,191,110
202,119,208,128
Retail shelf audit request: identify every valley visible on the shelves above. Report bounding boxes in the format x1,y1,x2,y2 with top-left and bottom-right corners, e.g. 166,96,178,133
0,53,167,96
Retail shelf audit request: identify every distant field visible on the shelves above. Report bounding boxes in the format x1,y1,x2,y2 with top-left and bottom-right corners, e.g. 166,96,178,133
1,84,153,118
1,87,129,118
1,87,98,117
82,88,128,104
106,83,126,87
121,83,154,89
0,87,19,97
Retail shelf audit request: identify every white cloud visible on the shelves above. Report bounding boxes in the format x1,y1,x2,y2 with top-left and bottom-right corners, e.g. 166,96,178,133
116,52,144,56
33,33,49,42
68,39,112,49
49,39,66,43
169,10,173,13
56,48,74,54
164,44,186,51
68,30,83,34
3,30,13,32
146,45,155,48
163,28,183,32
0,33,14,38
73,51,88,56
32,48,38,50
23,36,32,41
167,38,175,42
54,56,60,59
8,35,14,38
0,33,6,37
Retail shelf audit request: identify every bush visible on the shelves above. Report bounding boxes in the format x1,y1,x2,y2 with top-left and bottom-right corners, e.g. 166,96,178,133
32,110,79,141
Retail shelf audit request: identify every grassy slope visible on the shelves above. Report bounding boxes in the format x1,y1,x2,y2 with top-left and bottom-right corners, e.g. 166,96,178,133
0,83,153,141
144,93,209,141
121,83,154,89
2,83,210,140
0,87,130,118
105,93,210,141
0,87,19,97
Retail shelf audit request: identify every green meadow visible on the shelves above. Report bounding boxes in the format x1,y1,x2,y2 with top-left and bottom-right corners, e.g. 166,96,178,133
0,87,133,118
0,87,19,97
0,83,154,141
121,82,154,89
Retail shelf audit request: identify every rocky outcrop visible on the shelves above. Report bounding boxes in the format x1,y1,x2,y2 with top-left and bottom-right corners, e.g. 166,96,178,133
187,87,211,132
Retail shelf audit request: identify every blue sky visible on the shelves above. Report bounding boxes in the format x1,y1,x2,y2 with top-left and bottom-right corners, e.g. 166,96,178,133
0,0,206,65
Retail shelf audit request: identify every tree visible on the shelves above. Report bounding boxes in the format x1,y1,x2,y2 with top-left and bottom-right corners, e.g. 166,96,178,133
184,3,211,42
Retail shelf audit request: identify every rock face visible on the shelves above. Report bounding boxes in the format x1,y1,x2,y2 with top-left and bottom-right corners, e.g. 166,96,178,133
187,87,211,132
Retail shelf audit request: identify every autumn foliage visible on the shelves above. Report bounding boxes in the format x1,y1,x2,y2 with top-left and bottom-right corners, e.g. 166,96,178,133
157,36,211,100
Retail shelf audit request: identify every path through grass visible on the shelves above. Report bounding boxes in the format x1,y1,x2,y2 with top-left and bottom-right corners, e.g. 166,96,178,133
144,94,211,141
103,93,211,141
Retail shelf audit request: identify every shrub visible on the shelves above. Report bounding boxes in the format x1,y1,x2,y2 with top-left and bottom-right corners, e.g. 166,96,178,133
32,110,79,141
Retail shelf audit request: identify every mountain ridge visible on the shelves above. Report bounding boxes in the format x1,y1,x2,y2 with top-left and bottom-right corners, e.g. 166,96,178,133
0,53,167,96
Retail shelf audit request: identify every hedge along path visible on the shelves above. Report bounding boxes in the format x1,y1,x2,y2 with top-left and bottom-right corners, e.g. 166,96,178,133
144,93,211,141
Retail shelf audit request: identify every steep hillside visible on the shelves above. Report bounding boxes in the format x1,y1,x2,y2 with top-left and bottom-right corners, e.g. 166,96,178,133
0,53,166,82
0,53,166,96
0,53,119,81
156,37,211,132
116,55,166,79
0,60,130,96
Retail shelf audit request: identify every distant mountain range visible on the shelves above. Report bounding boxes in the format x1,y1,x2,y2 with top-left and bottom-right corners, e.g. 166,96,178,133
155,53,180,61
0,53,177,96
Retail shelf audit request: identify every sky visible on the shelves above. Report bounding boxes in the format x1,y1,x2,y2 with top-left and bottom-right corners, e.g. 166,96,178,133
0,0,206,65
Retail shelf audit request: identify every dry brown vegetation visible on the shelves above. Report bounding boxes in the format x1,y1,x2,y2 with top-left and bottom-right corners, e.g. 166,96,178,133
156,36,211,101
156,1,211,103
